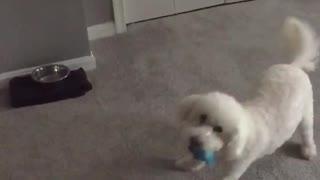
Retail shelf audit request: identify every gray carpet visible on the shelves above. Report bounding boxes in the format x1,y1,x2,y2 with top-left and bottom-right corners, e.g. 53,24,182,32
1,0,320,179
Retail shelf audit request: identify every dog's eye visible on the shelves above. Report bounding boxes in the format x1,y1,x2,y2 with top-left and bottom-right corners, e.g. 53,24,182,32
213,126,223,133
199,114,208,125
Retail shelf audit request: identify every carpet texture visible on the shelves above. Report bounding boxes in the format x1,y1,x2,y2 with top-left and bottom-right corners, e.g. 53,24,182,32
1,0,320,179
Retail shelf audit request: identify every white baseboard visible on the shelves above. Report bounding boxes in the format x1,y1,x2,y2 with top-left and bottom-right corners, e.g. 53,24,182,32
0,54,96,88
87,22,116,41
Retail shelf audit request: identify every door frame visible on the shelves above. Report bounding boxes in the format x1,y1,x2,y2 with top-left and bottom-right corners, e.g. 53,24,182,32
112,0,127,33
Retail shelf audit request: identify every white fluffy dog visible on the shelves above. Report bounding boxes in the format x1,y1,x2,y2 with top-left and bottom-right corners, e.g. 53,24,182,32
176,17,319,180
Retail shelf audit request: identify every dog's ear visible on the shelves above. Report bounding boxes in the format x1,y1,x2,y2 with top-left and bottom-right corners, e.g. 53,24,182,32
178,95,201,121
226,123,248,160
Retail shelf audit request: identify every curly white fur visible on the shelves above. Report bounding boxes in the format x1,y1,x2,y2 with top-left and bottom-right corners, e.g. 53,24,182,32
176,17,319,180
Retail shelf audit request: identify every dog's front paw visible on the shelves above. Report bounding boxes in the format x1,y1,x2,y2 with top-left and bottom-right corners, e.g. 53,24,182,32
222,176,237,180
175,158,205,172
302,144,317,160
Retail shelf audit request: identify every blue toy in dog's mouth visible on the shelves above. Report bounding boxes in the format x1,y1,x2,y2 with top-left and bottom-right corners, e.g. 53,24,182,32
191,147,215,166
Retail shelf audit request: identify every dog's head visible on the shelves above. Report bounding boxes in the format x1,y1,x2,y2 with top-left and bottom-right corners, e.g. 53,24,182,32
178,92,250,160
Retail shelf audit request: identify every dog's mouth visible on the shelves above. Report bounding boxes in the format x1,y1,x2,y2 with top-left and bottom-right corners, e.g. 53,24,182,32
188,137,203,152
188,144,199,153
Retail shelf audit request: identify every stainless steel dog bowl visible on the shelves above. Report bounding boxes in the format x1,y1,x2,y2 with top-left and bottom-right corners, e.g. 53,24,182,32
31,64,70,83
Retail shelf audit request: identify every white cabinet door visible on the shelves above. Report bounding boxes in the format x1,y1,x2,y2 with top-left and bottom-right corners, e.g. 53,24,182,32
123,0,175,23
175,0,224,13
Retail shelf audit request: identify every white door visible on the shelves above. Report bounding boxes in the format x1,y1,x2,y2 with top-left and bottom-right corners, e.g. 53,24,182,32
123,0,175,23
174,0,224,13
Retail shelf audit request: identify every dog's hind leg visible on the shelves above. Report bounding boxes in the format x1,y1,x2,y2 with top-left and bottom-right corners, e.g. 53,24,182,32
299,93,317,160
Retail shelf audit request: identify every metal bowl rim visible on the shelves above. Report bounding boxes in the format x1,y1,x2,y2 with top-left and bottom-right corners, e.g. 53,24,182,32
31,64,70,83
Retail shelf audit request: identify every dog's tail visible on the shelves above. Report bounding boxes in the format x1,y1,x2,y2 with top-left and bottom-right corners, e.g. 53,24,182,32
283,17,319,72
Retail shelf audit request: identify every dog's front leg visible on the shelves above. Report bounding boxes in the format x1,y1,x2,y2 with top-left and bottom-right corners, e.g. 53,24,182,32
221,158,254,180
175,154,206,172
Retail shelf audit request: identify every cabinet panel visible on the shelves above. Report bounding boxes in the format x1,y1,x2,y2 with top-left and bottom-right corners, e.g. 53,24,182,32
226,0,247,3
123,0,175,23
175,0,224,13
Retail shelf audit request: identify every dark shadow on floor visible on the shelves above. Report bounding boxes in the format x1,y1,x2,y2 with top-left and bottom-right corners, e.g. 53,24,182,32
278,142,304,160
0,88,12,112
